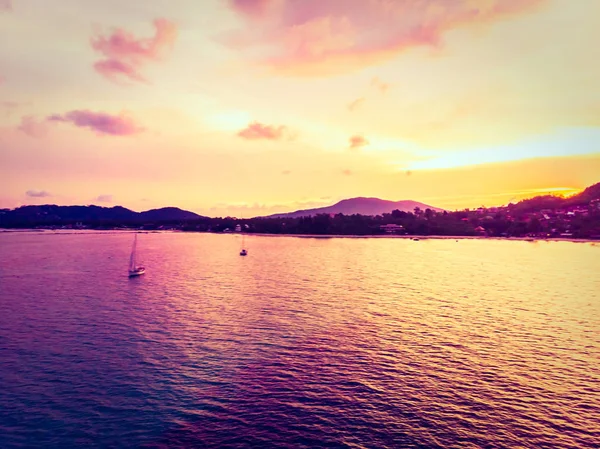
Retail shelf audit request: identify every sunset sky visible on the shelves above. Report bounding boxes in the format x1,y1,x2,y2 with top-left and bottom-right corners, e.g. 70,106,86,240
1,0,599,216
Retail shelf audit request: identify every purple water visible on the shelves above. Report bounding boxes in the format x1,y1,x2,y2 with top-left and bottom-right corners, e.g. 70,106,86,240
1,231,599,448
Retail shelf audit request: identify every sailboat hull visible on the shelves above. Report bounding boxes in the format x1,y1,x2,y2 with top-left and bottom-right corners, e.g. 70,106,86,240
128,267,146,277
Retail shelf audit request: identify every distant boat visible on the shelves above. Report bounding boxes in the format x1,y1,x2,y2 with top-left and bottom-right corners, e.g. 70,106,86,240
128,233,146,277
239,232,248,256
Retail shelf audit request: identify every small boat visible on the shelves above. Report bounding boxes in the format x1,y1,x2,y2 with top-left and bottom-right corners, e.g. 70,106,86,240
239,232,248,256
128,233,146,277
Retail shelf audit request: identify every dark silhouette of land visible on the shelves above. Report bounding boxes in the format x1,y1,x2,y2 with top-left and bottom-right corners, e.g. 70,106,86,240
0,205,203,228
1,182,599,239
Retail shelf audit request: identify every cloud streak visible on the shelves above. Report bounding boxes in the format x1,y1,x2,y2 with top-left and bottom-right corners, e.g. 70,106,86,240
26,190,51,198
95,194,113,202
237,121,291,140
91,18,177,84
93,59,148,84
47,110,143,136
226,0,545,76
1,101,23,117
347,97,365,111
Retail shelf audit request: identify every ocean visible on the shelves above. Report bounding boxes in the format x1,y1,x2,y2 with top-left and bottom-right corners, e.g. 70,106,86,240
1,231,599,448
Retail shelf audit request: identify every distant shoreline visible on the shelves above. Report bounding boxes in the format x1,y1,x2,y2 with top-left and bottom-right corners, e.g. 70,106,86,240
246,232,598,243
1,228,597,244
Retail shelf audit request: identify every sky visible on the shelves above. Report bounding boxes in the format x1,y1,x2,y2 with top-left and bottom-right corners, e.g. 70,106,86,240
1,0,599,217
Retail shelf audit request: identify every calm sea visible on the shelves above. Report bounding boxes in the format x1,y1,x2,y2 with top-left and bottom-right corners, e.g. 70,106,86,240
0,231,599,448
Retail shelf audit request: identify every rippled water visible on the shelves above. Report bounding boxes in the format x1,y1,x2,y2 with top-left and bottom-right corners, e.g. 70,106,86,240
0,231,599,448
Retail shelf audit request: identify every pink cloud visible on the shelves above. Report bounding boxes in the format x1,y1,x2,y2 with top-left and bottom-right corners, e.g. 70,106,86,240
342,169,352,176
18,116,48,138
237,121,290,140
93,59,147,84
0,0,11,12
91,18,177,84
226,0,545,76
347,97,364,111
47,110,143,136
229,0,272,18
349,135,368,149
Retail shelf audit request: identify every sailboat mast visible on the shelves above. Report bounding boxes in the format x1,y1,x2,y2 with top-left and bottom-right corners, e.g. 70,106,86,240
130,234,137,270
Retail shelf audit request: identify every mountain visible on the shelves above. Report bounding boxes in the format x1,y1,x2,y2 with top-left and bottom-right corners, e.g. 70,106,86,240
0,204,204,227
139,207,201,221
265,197,444,218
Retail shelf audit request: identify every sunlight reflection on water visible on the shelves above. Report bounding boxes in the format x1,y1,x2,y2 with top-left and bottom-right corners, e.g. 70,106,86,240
0,232,599,448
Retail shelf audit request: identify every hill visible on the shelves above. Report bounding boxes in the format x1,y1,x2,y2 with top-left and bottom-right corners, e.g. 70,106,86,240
0,205,203,228
565,182,600,205
509,182,600,213
138,207,201,221
265,197,444,218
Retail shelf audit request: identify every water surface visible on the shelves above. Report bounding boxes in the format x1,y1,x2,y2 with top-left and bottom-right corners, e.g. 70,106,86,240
1,231,599,448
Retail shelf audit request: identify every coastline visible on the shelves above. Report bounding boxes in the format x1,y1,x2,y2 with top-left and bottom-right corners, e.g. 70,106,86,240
246,233,598,243
1,228,597,244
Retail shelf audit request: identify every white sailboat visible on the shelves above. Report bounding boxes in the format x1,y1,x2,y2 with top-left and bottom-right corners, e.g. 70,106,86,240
239,231,248,256
128,233,146,277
